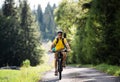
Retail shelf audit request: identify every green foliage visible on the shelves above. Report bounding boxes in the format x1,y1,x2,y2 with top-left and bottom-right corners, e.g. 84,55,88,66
0,0,43,67
37,5,44,38
0,64,52,82
37,3,56,40
19,0,43,66
55,0,120,65
54,0,77,33
85,0,120,64
22,59,30,68
69,63,120,76
2,0,15,16
95,64,120,76
55,0,92,64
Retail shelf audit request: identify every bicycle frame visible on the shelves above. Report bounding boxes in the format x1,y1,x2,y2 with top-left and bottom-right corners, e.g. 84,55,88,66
50,49,67,80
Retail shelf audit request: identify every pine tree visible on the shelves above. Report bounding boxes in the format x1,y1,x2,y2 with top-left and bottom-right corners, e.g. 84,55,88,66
0,0,43,67
37,4,45,39
43,3,56,40
2,0,15,16
0,0,21,66
20,0,43,66
0,9,2,15
37,5,43,26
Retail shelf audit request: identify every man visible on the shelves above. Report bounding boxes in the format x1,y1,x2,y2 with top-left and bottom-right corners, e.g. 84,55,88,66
49,30,71,76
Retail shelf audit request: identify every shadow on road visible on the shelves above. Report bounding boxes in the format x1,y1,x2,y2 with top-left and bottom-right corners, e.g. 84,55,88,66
40,78,59,82
61,67,120,82
40,66,120,82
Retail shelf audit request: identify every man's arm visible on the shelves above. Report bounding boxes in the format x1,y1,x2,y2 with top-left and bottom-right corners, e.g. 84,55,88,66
50,42,55,50
49,39,56,52
49,42,55,52
66,43,71,51
64,39,71,51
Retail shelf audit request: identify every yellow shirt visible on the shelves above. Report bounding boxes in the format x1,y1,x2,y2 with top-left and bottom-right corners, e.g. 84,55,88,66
53,38,67,51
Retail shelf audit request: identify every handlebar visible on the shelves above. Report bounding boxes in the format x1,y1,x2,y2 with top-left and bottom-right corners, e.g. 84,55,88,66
49,48,68,53
54,49,67,53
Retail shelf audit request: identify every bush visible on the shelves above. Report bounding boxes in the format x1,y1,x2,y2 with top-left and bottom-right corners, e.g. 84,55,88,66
22,59,31,68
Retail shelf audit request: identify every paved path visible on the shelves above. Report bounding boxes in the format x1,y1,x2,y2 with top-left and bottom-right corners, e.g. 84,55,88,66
41,42,120,82
40,66,120,82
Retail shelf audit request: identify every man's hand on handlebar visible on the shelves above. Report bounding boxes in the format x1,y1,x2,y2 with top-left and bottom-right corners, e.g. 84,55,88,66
49,49,52,52
67,48,71,52
49,48,71,53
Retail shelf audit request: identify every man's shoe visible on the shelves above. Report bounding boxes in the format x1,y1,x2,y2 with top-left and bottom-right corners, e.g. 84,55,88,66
62,65,66,68
62,63,66,68
55,70,58,76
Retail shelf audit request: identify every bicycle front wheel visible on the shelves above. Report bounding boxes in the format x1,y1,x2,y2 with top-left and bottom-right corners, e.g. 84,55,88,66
58,59,62,80
59,71,62,80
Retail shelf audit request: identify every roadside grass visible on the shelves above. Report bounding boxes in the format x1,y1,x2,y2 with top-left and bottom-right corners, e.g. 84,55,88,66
69,63,120,76
0,53,52,82
0,64,51,82
95,64,120,76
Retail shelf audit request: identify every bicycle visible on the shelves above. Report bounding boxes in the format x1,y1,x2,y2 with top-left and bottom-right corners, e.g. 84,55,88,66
51,49,67,80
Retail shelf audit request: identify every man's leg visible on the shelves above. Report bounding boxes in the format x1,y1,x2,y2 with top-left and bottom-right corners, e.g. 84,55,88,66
62,52,67,67
54,53,58,75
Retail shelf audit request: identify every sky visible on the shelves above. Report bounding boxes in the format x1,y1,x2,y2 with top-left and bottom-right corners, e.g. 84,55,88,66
28,0,61,11
0,0,62,11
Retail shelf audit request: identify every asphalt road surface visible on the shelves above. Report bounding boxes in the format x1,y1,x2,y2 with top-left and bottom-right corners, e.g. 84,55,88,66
40,66,120,82
41,42,120,82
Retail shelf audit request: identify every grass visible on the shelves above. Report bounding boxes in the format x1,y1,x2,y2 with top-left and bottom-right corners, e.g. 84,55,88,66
0,42,54,82
0,53,53,82
95,64,120,76
0,64,52,82
69,63,120,76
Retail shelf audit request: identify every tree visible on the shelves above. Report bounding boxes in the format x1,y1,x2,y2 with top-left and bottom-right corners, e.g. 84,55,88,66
2,0,15,16
36,3,56,40
90,0,120,65
37,5,44,32
20,0,43,66
0,0,21,66
0,0,43,67
55,0,120,65
37,4,45,39
43,3,56,40
54,0,82,63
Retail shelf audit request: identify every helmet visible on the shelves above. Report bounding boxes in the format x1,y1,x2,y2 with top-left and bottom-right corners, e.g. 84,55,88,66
57,30,63,34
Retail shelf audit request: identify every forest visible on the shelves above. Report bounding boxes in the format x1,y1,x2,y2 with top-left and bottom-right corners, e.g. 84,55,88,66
55,0,120,65
0,0,57,67
37,3,57,40
0,0,120,67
